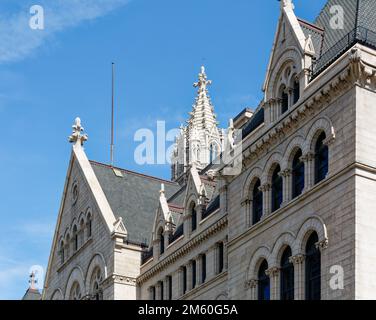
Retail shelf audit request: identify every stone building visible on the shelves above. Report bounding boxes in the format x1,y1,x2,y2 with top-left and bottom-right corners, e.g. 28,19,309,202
44,0,376,300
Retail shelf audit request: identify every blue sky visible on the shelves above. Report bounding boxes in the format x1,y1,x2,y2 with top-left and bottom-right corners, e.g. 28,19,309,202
0,0,326,299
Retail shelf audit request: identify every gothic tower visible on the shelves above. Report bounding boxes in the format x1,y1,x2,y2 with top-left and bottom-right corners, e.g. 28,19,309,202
171,66,223,183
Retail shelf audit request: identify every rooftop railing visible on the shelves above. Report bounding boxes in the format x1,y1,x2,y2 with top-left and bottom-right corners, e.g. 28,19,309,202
311,26,376,80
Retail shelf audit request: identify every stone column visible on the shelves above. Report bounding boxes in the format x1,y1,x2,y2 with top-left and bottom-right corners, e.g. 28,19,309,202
241,198,251,228
187,261,193,291
302,152,314,190
290,254,305,300
246,279,258,300
287,87,293,108
281,169,292,205
275,98,282,120
260,183,271,217
266,267,280,300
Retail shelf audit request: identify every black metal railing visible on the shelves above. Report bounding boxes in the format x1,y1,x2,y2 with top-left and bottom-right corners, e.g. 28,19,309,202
201,195,220,220
141,247,153,265
311,26,376,80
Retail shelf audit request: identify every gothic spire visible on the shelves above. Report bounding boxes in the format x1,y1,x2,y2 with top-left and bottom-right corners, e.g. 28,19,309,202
188,66,218,132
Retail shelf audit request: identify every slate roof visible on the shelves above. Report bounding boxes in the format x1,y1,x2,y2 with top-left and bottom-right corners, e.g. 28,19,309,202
298,18,324,59
90,161,180,246
22,288,41,300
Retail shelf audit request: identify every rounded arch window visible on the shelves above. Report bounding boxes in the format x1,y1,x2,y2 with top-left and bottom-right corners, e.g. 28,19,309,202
292,149,304,199
69,282,82,300
305,232,321,300
252,179,263,225
158,227,165,255
91,268,103,300
280,247,294,300
293,77,300,105
258,260,270,301
72,225,78,251
314,132,328,184
271,165,283,212
191,203,197,232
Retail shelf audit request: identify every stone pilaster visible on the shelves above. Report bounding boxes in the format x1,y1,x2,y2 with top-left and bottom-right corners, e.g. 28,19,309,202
302,152,314,190
281,169,292,204
266,267,280,300
289,254,305,300
245,279,258,300
260,183,271,216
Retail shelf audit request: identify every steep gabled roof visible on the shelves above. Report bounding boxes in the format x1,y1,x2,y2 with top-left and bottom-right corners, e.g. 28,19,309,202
90,161,180,246
22,288,41,300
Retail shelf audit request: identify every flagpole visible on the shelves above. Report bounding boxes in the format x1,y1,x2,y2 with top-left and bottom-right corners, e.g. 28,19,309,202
111,62,115,167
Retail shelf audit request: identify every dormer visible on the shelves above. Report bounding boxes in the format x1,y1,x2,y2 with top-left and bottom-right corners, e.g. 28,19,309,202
262,0,316,127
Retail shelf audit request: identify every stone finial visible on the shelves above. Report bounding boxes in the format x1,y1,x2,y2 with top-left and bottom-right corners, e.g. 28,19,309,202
69,117,88,146
29,271,37,290
280,0,294,10
193,65,212,91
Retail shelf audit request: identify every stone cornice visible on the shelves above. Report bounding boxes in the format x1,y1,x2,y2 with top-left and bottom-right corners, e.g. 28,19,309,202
240,46,376,173
137,216,228,284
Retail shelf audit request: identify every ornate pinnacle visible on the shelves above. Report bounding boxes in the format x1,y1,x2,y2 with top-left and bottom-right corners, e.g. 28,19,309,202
69,117,88,146
193,65,212,92
29,271,37,290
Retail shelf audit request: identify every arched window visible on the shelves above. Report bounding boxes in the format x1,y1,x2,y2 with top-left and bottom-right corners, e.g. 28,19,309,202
292,149,304,199
209,144,218,163
314,132,328,184
59,241,65,264
281,91,289,114
91,268,103,300
87,213,92,238
69,282,82,300
305,232,321,300
258,260,270,301
65,234,70,258
73,225,78,251
293,79,300,105
191,203,197,232
158,228,165,255
79,219,85,247
271,165,283,212
252,179,263,224
280,247,294,300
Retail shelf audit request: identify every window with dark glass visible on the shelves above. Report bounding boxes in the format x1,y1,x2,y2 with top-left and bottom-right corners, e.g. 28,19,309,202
280,247,294,300
159,228,165,255
292,149,304,199
282,92,289,114
192,260,197,289
315,132,328,184
271,165,283,212
201,254,207,284
160,281,164,301
182,266,187,295
305,232,321,300
252,179,263,224
293,79,300,105
167,276,172,300
73,226,78,251
151,286,156,300
191,204,197,232
258,260,270,301
218,242,224,274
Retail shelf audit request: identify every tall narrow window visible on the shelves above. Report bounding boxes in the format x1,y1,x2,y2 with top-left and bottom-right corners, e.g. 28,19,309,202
305,232,321,300
151,286,156,300
258,260,270,301
192,260,197,289
73,225,78,251
167,276,172,300
292,149,304,199
201,254,207,284
182,266,187,295
314,132,328,184
210,144,218,163
281,91,289,114
280,247,294,300
218,242,224,274
191,204,197,232
87,214,92,238
271,165,283,212
60,241,65,264
160,281,164,301
159,228,165,255
293,79,300,104
252,179,263,224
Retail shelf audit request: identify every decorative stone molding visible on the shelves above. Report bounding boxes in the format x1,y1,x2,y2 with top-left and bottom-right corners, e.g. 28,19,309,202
315,239,329,251
289,254,305,265
137,216,228,284
265,267,280,277
245,279,258,289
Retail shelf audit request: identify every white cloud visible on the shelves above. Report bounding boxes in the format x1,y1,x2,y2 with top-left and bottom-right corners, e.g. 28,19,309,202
0,0,131,63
